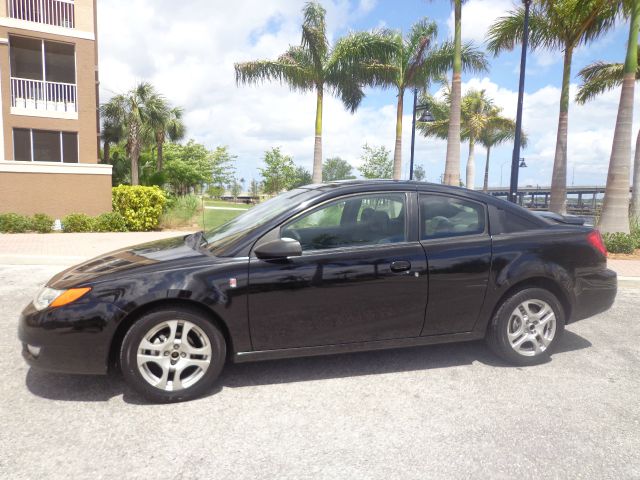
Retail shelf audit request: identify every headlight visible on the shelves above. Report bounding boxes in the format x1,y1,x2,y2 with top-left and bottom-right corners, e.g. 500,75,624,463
33,286,91,311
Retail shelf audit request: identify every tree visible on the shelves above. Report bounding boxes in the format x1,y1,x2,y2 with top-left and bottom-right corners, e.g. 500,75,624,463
413,164,426,181
291,166,313,188
577,40,640,227
460,90,496,190
100,82,167,185
488,0,621,213
153,106,186,172
249,179,261,198
359,144,393,179
235,2,395,184
260,147,296,194
230,179,242,200
323,156,356,181
479,110,522,192
163,142,234,195
100,117,123,166
372,18,487,180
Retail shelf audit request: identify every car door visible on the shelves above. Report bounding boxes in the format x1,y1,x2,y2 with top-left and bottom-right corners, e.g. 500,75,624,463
418,193,492,335
247,191,429,350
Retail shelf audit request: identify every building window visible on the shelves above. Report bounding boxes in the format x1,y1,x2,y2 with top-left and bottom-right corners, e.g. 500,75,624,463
13,129,78,163
9,36,77,114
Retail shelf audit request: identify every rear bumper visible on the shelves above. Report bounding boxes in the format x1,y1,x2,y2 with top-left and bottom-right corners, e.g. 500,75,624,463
570,268,617,323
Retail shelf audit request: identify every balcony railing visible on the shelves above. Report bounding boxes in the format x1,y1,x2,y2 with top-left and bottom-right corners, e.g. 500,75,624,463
11,77,77,114
8,0,75,28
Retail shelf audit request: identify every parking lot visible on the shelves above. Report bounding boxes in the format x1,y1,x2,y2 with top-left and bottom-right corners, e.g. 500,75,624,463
1,264,639,479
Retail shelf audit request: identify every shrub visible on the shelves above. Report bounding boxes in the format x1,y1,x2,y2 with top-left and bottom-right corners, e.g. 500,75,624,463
112,185,166,231
602,232,636,254
62,213,95,233
31,213,54,233
160,195,201,229
0,213,32,233
94,212,128,232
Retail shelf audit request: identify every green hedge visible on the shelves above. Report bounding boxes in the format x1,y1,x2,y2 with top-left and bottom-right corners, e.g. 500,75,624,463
112,185,166,231
31,213,54,233
0,213,33,233
602,232,636,254
62,213,95,233
94,212,128,232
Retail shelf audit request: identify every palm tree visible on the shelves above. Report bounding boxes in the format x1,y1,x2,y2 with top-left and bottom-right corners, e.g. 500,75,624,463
488,0,621,214
100,117,123,165
153,107,186,171
577,50,640,222
461,90,495,190
479,111,522,192
101,82,166,185
599,1,639,233
443,0,466,187
375,19,487,180
234,2,395,184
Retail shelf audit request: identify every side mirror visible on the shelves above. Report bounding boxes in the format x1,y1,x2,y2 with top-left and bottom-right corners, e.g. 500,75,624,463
254,237,302,260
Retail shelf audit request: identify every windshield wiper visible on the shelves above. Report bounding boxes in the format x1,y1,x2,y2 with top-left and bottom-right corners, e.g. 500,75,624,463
184,231,209,249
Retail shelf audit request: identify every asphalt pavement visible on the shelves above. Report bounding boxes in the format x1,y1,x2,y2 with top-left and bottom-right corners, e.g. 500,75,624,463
1,264,639,479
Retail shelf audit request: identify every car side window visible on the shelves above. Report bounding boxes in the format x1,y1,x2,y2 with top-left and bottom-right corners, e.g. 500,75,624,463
420,194,486,239
282,193,407,251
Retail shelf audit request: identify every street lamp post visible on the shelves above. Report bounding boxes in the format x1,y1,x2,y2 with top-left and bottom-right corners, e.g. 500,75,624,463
509,0,532,203
409,88,434,180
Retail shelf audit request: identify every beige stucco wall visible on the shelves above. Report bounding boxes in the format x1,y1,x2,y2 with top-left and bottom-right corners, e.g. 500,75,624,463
0,27,99,163
0,171,111,216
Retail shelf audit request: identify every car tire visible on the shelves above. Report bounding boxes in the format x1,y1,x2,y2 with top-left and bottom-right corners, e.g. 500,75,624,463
120,307,226,403
486,287,565,366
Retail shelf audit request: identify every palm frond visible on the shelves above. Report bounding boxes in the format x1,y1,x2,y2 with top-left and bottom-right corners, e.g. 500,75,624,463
301,2,329,69
486,6,562,54
575,60,634,104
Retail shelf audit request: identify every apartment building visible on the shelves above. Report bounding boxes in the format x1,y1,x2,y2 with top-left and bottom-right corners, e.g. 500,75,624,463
0,0,111,218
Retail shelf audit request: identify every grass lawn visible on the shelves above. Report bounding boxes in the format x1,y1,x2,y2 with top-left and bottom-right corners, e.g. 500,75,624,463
203,200,252,209
199,205,250,230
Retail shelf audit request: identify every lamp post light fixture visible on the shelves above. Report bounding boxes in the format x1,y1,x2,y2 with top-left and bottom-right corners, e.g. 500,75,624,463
519,157,527,168
409,87,434,180
509,0,532,203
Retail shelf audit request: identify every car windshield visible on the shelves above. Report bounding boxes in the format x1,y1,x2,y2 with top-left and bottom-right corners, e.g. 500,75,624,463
204,188,317,254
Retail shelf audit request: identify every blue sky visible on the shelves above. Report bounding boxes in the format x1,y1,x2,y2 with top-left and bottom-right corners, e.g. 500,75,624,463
98,0,634,189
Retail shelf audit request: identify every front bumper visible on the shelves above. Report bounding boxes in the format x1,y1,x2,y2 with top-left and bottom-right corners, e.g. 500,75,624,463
18,300,126,375
570,268,617,323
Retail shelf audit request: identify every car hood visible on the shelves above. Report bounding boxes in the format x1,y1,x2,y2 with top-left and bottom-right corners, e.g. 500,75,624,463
47,235,208,289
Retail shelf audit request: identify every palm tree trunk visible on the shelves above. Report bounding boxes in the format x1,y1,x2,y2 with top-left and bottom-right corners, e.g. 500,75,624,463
103,141,111,165
483,144,491,192
129,124,140,186
599,2,638,234
549,48,573,214
393,89,404,180
466,138,475,189
443,0,462,186
156,136,164,172
312,85,323,184
631,130,640,220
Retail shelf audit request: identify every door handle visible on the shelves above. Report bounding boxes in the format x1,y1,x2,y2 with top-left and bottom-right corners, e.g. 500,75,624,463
390,260,411,273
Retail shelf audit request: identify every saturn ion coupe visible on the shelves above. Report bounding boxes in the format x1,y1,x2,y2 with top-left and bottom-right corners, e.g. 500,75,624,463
19,181,617,402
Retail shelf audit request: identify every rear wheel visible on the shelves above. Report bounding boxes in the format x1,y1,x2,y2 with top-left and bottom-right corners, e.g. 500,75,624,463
486,288,564,366
120,307,226,403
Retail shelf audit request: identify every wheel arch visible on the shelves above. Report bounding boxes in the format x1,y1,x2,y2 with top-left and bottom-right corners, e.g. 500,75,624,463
487,276,573,331
108,298,234,371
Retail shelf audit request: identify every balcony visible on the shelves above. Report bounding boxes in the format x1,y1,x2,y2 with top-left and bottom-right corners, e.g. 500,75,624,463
11,77,76,116
7,0,75,28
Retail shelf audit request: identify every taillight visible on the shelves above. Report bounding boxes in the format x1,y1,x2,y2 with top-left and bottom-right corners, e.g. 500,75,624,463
587,230,607,257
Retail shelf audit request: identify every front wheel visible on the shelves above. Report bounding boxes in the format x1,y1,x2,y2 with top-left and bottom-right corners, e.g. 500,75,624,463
486,288,564,366
120,307,226,403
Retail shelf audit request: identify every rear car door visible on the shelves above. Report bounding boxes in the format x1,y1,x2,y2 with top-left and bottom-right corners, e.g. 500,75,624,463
248,191,429,350
418,193,492,335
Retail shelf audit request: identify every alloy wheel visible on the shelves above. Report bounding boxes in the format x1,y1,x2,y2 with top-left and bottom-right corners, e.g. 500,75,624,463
507,299,556,357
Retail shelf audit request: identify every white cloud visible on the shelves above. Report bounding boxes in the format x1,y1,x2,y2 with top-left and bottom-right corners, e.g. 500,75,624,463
97,0,636,189
446,0,514,44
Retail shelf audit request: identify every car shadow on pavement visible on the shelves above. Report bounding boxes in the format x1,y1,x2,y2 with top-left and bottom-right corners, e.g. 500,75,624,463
24,330,591,404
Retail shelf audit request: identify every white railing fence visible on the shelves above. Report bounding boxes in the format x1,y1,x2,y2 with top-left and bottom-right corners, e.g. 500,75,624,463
8,0,75,28
11,77,77,113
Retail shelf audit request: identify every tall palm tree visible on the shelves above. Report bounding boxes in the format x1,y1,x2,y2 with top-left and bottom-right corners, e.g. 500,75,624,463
599,0,639,233
234,2,395,184
101,82,166,185
479,111,523,192
443,0,466,187
461,90,495,189
153,107,186,171
577,51,640,221
372,19,487,179
488,0,621,214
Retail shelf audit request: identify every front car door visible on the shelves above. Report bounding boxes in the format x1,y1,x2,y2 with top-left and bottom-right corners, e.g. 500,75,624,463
418,193,492,335
247,191,429,350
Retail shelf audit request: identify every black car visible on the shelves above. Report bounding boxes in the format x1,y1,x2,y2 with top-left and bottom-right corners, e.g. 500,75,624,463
19,181,617,402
